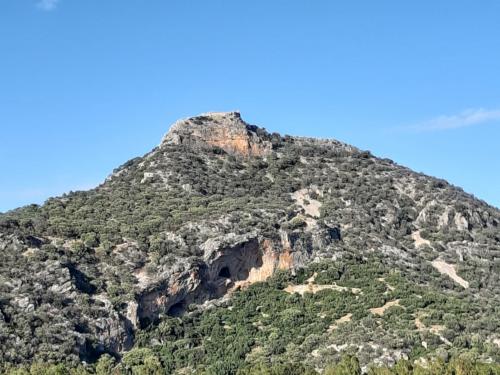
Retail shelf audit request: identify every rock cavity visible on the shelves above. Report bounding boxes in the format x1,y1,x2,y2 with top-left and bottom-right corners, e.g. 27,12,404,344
130,236,296,328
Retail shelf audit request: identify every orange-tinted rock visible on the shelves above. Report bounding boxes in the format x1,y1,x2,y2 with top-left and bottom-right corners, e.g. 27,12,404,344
233,239,294,290
161,112,272,157
278,248,294,270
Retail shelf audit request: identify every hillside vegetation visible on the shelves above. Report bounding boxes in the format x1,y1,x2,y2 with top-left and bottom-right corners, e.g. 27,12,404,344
1,112,499,374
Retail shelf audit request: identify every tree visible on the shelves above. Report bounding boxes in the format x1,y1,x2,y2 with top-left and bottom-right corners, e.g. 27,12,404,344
95,354,116,375
81,232,99,248
122,348,164,375
324,355,361,375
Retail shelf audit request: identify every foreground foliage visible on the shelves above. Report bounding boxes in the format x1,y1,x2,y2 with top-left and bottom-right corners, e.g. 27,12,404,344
3,355,500,375
2,259,500,374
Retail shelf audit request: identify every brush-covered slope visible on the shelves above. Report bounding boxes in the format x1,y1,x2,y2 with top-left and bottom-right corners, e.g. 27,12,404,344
0,112,499,372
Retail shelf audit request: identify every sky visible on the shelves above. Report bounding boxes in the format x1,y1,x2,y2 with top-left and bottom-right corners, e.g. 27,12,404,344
1,0,499,212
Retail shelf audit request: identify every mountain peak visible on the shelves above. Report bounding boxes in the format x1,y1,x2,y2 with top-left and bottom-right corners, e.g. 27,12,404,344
160,111,273,156
2,110,500,371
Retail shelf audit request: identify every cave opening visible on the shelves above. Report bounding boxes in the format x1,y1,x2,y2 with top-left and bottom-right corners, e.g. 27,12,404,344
139,316,152,329
218,266,231,279
167,301,186,317
140,238,263,322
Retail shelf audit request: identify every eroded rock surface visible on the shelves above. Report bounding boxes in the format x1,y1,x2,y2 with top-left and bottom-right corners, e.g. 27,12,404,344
160,111,273,157
130,231,315,328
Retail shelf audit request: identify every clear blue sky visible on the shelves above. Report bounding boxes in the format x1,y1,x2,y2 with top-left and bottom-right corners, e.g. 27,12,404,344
1,1,499,212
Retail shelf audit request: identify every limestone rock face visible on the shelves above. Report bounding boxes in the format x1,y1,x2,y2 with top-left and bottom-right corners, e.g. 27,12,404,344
131,231,313,328
160,112,273,157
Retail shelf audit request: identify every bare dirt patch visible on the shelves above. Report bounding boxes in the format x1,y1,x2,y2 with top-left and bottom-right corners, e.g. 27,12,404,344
22,248,37,257
415,315,451,345
411,230,431,248
285,283,361,296
431,259,469,288
291,188,322,218
284,272,361,296
328,313,353,332
377,277,395,292
414,317,426,330
370,300,401,316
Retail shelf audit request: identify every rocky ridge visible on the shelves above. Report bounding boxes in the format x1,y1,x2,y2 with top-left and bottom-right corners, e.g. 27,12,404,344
160,111,273,157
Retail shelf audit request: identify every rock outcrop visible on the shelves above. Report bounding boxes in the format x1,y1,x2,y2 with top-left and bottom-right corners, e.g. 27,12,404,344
160,111,273,157
128,230,324,328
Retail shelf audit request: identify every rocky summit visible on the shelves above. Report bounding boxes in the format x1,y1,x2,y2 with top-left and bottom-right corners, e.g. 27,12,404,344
160,112,273,157
1,112,499,374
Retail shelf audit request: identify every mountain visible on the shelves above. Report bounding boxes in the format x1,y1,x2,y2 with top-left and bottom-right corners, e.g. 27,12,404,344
1,112,499,374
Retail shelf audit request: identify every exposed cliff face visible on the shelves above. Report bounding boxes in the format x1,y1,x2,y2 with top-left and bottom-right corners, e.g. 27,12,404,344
160,111,273,157
128,230,322,328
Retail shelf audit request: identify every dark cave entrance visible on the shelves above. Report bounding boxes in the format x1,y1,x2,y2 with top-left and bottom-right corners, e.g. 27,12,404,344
218,266,231,279
167,301,186,317
139,316,152,329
